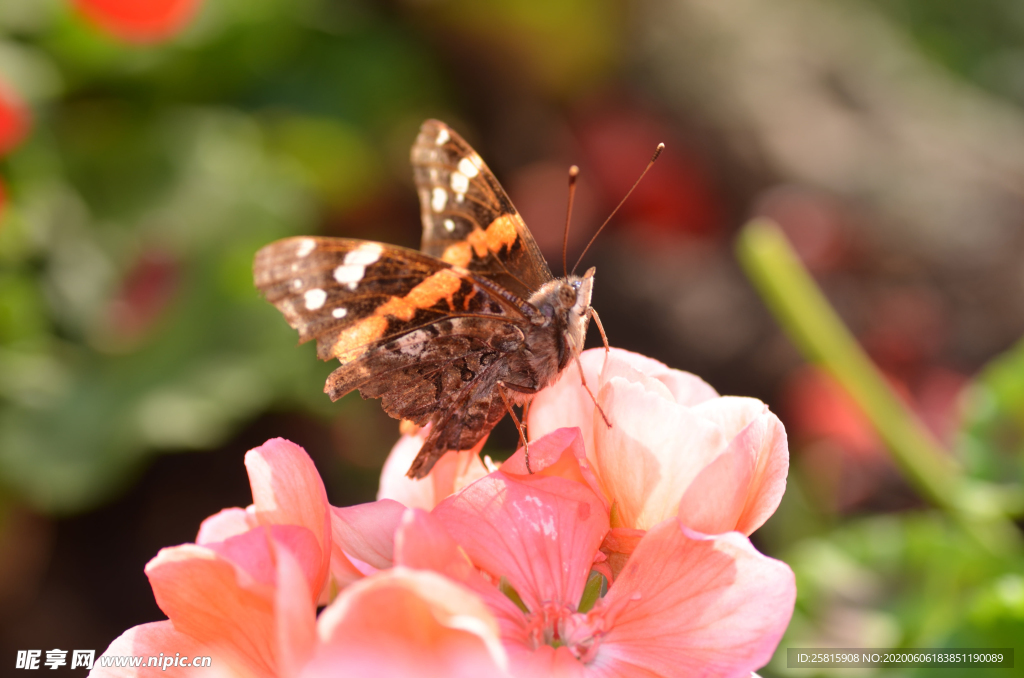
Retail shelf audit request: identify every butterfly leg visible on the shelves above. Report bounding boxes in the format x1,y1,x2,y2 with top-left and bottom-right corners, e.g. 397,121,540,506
575,355,612,428
589,307,611,372
498,385,532,473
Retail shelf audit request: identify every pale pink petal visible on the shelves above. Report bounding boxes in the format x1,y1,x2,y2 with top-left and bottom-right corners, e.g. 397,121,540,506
92,620,235,678
594,376,726,530
329,499,405,586
196,507,256,545
589,521,795,678
304,568,509,678
527,349,717,451
393,509,476,582
500,427,606,505
203,525,320,590
735,412,789,536
394,509,527,640
676,443,755,535
378,428,488,510
245,438,331,597
145,543,277,677
505,644,587,678
432,467,609,614
274,540,317,678
678,404,789,535
691,397,769,442
527,348,607,455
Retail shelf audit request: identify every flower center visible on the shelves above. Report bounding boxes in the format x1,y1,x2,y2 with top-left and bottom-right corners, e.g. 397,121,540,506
525,602,604,664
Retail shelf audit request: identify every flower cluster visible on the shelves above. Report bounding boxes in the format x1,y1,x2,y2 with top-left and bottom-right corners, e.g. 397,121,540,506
94,349,795,677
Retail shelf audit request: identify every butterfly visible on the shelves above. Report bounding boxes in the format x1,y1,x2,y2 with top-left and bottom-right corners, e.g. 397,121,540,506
253,120,607,478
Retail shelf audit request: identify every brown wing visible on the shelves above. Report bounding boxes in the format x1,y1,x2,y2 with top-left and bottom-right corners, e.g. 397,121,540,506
254,236,540,477
411,119,554,301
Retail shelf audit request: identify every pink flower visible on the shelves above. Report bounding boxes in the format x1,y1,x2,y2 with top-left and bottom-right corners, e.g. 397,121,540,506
94,438,330,677
95,438,510,677
528,348,789,536
398,429,796,678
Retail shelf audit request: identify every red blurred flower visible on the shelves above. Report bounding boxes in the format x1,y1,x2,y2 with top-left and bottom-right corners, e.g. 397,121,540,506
0,81,30,156
73,0,203,43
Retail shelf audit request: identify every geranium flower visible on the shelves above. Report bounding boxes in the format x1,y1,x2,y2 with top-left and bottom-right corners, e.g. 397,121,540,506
95,439,510,677
528,348,789,536
73,0,203,43
0,80,30,156
397,429,796,678
94,438,329,677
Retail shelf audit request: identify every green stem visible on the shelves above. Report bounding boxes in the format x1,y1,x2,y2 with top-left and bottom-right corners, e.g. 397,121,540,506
736,219,1020,550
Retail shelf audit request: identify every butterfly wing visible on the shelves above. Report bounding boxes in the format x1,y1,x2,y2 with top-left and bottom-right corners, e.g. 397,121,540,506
411,119,554,301
254,236,539,477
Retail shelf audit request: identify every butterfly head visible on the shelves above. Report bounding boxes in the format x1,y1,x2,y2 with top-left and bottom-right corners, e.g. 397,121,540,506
528,267,595,371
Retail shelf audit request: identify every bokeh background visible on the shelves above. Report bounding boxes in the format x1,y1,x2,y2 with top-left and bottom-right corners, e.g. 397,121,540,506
1,0,1023,675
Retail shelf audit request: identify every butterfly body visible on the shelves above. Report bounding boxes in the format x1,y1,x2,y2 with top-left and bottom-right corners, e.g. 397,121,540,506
254,120,595,478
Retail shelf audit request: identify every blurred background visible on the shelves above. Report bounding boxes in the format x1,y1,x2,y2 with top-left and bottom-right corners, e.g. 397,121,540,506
0,0,1023,675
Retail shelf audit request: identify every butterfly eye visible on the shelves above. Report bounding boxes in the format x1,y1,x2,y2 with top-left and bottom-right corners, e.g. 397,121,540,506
541,304,555,318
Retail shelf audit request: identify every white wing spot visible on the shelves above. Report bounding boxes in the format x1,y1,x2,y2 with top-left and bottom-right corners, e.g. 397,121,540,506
344,242,383,266
431,187,448,212
444,218,456,232
450,171,469,195
332,307,347,319
334,264,364,286
296,238,316,257
291,279,303,290
436,128,450,145
304,288,326,310
457,157,480,178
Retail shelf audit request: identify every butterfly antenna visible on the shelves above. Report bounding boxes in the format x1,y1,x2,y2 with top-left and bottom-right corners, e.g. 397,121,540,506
562,165,580,278
571,142,664,275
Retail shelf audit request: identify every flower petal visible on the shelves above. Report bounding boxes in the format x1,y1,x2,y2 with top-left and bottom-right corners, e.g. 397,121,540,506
329,499,405,586
504,644,587,678
501,427,606,504
591,521,795,678
145,543,276,677
676,443,754,535
395,509,527,638
245,438,332,596
528,348,718,457
196,507,256,545
203,525,320,590
678,403,789,535
433,466,609,614
304,568,508,678
735,411,789,536
274,540,317,678
92,621,235,678
378,427,488,510
594,376,726,530
144,528,320,678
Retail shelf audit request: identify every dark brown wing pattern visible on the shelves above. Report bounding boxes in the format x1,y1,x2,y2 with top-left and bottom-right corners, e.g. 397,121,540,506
411,119,554,301
253,236,539,477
